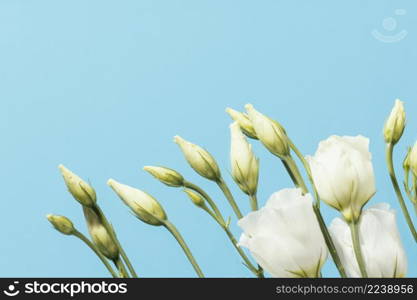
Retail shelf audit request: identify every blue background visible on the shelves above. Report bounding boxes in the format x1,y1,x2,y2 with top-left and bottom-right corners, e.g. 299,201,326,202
1,0,416,277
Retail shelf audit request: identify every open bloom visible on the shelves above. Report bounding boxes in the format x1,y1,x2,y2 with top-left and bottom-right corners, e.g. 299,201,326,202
307,135,376,222
329,203,407,278
238,188,328,278
230,122,259,195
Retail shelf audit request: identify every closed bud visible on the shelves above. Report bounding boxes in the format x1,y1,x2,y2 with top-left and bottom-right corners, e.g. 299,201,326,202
226,108,258,139
174,136,221,182
230,122,259,195
47,214,75,235
244,104,290,158
83,207,119,260
143,166,184,187
58,165,96,207
409,141,417,177
404,147,411,173
183,189,205,207
108,179,167,226
384,99,406,145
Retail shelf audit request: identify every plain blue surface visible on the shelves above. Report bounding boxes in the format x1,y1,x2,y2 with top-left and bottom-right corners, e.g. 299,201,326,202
1,1,416,277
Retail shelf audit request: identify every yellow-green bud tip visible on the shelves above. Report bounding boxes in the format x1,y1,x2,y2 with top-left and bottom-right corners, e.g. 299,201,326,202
47,214,75,235
384,99,406,145
143,166,184,187
183,189,205,207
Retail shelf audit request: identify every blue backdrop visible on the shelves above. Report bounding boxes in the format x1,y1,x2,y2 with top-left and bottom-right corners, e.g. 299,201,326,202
1,0,416,277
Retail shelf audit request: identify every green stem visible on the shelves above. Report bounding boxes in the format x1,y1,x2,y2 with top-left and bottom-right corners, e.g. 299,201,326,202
163,220,204,278
217,178,243,219
184,180,223,219
113,258,129,278
73,230,118,278
348,221,368,278
93,205,138,277
201,205,263,278
249,194,258,211
386,143,417,242
283,154,347,278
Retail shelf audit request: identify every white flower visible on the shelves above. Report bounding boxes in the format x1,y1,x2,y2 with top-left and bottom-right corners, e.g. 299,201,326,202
230,122,259,195
384,99,405,145
107,179,167,226
307,135,376,222
174,136,221,182
238,188,328,278
329,203,407,278
245,104,289,158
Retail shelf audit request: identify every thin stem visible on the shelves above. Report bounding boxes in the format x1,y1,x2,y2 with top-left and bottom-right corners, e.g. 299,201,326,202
348,221,368,278
113,258,129,278
283,154,347,278
184,180,223,220
249,194,258,211
386,143,417,242
73,230,118,278
93,205,139,277
287,138,320,207
163,220,204,278
201,205,263,278
217,178,243,219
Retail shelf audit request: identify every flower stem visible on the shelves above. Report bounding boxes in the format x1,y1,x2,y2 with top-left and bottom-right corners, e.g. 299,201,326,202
249,194,258,211
73,230,118,278
386,143,417,242
348,220,368,278
163,220,205,278
184,180,223,219
113,257,129,278
283,154,347,278
201,205,263,278
92,205,138,277
217,178,243,219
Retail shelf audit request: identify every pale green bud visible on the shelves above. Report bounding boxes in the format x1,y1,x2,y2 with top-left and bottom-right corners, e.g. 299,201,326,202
143,166,184,187
409,141,417,178
107,179,167,226
183,189,205,208
174,136,221,182
47,214,75,235
226,108,258,139
230,122,259,195
245,104,290,158
404,147,411,173
58,164,96,207
384,99,406,145
83,207,119,260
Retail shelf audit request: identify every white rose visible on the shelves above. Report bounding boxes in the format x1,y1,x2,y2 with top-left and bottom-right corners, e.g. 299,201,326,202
238,188,328,278
307,135,376,222
329,203,407,278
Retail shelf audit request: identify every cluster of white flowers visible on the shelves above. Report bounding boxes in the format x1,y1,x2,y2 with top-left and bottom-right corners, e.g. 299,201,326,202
48,99,416,278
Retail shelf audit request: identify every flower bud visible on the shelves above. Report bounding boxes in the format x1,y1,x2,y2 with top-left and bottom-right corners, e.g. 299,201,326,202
409,141,417,177
107,179,167,226
226,108,258,139
83,207,119,260
183,189,205,208
230,122,259,195
384,99,406,145
174,136,221,182
47,214,75,235
404,147,411,173
143,166,184,187
58,164,96,207
244,104,290,158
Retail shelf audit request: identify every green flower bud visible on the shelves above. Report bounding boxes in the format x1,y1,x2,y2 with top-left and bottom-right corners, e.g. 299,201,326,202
47,214,75,235
143,166,184,187
183,189,205,208
384,99,406,145
59,164,96,207
226,107,258,139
